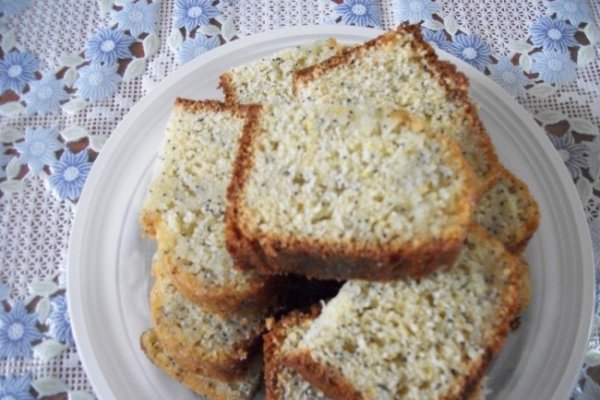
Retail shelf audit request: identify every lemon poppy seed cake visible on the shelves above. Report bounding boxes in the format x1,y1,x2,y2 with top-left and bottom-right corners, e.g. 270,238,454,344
264,308,487,400
150,258,267,380
227,104,475,281
284,226,522,400
220,39,343,105
293,24,500,197
140,98,278,315
141,330,263,400
475,167,540,253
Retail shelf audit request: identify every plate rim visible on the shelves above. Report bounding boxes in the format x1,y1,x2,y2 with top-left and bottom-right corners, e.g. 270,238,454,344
67,24,595,400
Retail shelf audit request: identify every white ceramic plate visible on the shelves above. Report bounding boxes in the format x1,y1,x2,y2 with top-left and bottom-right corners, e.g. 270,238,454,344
68,25,594,400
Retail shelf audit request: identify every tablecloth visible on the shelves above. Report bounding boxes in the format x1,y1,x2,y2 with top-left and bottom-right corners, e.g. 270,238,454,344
1,0,599,398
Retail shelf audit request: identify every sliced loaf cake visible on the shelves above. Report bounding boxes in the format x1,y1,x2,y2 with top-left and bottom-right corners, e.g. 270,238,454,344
475,167,540,253
293,24,499,197
150,259,266,380
284,225,522,400
141,330,262,400
220,39,343,105
140,98,278,315
264,307,328,400
227,104,475,281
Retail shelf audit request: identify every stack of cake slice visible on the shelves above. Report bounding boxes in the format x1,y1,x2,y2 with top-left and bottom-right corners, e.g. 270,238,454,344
139,24,540,400
139,99,272,399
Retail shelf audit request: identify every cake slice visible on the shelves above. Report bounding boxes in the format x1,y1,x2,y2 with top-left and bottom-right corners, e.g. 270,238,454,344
265,307,486,400
293,24,500,197
150,258,266,380
140,330,262,400
140,98,278,315
226,104,475,281
220,39,343,105
475,167,540,253
284,225,522,400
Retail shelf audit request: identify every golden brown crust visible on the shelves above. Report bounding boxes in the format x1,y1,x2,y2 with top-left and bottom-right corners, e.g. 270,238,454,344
226,104,270,271
476,166,540,254
219,72,240,106
292,24,500,197
233,233,463,281
140,330,227,400
285,226,522,400
517,256,532,312
503,168,540,254
151,296,261,381
284,350,363,400
263,306,322,400
140,330,260,400
169,260,281,316
509,255,531,331
226,105,475,281
150,264,264,381
465,382,483,400
294,25,467,103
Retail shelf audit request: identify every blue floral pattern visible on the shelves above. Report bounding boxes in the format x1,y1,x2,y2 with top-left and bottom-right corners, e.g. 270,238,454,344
422,28,450,51
334,0,382,28
0,301,42,359
48,295,75,346
488,56,531,97
14,127,62,176
49,150,92,201
112,1,159,37
0,51,38,93
23,74,69,115
448,34,492,70
0,0,31,17
0,374,35,400
545,0,592,26
74,63,121,102
529,16,577,53
547,133,588,178
173,0,221,32
531,49,577,86
178,34,220,64
85,28,135,66
395,0,440,24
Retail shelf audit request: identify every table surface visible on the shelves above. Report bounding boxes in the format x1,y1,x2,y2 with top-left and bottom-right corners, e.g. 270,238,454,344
1,0,599,399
